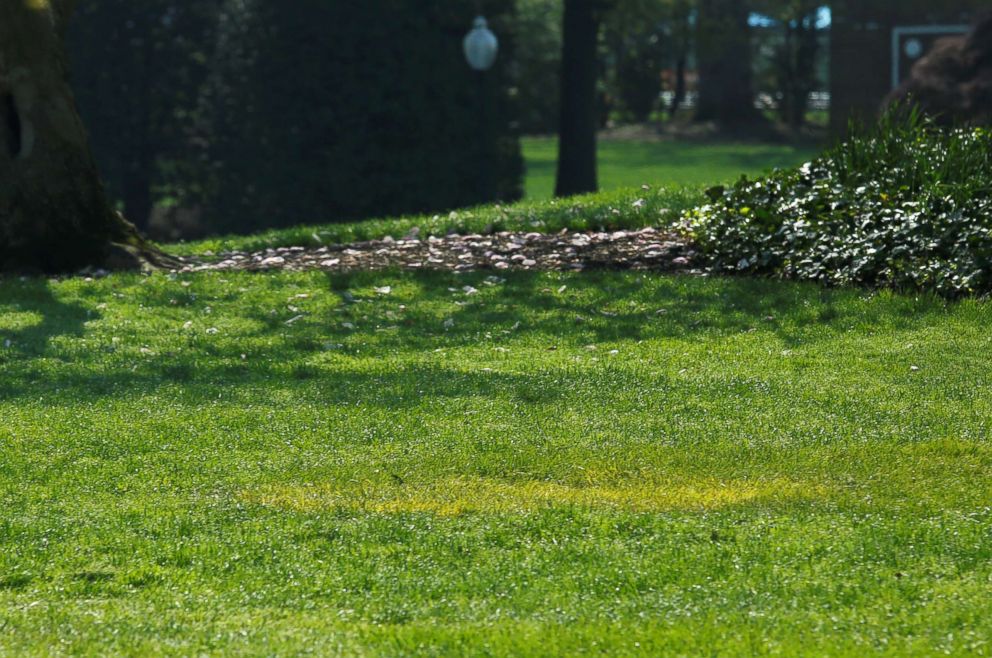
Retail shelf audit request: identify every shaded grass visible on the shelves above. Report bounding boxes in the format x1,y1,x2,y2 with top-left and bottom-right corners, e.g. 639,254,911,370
1,268,991,655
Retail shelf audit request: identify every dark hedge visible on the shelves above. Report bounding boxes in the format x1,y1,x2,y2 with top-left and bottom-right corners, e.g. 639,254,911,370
67,1,223,230
198,0,524,234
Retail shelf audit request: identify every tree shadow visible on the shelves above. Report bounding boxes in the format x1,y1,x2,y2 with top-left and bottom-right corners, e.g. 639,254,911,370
312,268,944,352
0,277,93,359
0,268,950,406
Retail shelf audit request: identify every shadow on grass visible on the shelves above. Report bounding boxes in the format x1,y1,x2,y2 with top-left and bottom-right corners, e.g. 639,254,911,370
0,269,949,405
314,268,943,350
0,278,93,358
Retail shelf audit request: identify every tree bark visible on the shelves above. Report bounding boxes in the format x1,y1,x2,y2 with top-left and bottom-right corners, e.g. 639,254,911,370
668,1,691,119
555,0,601,198
695,0,760,125
0,0,168,273
669,52,687,118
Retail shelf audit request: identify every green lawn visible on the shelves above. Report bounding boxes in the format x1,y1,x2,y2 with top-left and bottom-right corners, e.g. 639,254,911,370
522,137,821,199
2,263,991,655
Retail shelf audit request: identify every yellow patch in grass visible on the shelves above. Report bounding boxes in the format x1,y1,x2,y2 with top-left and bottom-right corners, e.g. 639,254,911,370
243,476,825,516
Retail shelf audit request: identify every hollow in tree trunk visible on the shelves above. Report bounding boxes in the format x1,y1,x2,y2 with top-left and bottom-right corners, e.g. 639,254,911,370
0,0,169,273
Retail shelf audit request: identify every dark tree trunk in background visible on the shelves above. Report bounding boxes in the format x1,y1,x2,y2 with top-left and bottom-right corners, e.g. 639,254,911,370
669,52,687,118
555,0,601,198
776,10,820,130
695,0,759,125
0,0,167,273
668,2,692,119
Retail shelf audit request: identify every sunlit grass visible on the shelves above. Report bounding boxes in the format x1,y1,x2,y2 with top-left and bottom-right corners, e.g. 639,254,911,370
244,476,826,515
0,309,43,331
1,268,991,655
521,137,820,199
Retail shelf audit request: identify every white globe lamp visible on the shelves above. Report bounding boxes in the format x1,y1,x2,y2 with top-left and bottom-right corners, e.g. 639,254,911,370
463,16,499,72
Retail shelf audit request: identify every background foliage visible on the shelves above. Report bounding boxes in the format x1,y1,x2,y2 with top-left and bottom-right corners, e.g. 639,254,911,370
194,0,523,236
66,0,839,240
511,0,564,134
66,1,222,230
69,0,524,238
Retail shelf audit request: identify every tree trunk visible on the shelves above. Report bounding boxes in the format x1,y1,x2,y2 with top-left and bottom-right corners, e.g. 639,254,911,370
791,14,819,129
668,3,691,119
775,9,819,131
0,0,167,273
669,52,687,118
555,0,601,198
695,0,759,125
777,22,797,126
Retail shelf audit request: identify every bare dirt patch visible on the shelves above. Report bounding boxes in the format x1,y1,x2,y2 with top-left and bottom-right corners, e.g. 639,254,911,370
175,228,697,275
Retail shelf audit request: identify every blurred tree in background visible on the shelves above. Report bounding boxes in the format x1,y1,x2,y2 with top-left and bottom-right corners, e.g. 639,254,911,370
67,1,221,231
62,0,840,239
536,0,696,129
663,0,695,118
603,0,672,122
194,0,523,236
69,0,523,238
754,0,824,129
695,0,760,125
512,0,563,134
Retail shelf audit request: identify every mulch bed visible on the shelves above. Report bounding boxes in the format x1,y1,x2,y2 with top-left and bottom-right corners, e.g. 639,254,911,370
175,228,698,274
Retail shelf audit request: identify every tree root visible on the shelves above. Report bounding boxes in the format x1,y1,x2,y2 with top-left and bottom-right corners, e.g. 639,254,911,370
103,211,181,272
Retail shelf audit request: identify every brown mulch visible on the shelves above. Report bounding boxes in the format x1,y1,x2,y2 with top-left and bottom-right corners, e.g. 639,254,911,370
174,228,698,274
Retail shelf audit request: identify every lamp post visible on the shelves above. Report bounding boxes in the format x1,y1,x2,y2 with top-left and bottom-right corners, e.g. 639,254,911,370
463,16,499,201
